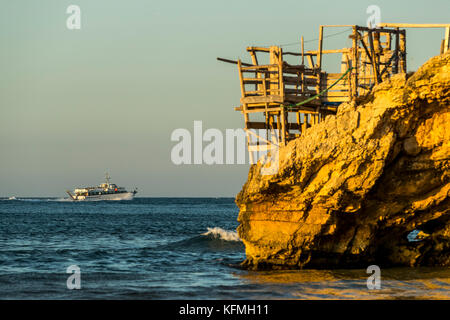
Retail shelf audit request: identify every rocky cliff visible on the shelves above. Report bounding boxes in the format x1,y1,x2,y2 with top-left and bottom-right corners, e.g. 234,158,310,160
236,52,450,269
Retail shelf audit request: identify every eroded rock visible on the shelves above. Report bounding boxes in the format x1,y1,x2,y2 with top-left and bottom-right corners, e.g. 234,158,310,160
236,52,450,269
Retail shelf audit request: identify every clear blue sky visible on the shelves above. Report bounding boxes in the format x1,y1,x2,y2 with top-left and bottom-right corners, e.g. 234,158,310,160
0,0,449,197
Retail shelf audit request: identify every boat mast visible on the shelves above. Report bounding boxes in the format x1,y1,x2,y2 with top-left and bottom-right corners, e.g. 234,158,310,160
105,172,111,185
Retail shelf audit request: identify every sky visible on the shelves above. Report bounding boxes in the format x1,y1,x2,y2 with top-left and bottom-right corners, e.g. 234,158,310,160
0,0,449,197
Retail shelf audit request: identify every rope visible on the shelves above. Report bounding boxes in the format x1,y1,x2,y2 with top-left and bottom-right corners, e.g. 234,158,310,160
277,27,353,48
283,67,355,111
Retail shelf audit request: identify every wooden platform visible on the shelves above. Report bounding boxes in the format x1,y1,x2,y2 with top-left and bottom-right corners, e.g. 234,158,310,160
219,23,450,163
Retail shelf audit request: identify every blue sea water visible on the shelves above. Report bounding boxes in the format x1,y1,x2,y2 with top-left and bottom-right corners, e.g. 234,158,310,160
0,197,449,300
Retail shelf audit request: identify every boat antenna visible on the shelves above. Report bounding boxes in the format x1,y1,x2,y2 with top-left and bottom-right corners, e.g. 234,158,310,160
105,172,111,185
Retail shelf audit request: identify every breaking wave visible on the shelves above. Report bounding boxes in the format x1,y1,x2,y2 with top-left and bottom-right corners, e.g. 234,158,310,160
155,227,242,252
201,227,240,241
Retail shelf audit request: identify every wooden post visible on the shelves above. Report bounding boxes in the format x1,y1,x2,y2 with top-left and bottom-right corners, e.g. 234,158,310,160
399,31,407,73
368,30,380,84
301,36,305,65
351,26,358,99
238,60,254,164
276,113,281,145
279,47,284,101
445,27,450,53
307,55,315,69
249,50,261,92
301,113,307,134
385,32,392,50
281,107,286,145
394,29,400,73
317,26,324,70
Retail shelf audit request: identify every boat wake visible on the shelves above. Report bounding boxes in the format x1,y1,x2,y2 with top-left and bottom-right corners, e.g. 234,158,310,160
2,197,71,202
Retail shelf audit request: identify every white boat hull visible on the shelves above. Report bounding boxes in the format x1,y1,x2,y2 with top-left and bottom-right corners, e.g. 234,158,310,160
73,192,135,201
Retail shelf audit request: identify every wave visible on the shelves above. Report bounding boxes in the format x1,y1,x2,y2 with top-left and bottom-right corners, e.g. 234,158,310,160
155,227,242,252
201,227,240,242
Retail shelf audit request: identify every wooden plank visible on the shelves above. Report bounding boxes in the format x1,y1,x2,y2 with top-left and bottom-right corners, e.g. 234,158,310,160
241,65,278,71
307,49,351,54
235,106,283,113
241,95,283,104
245,88,281,95
355,25,407,34
284,88,318,95
247,46,270,52
283,69,316,76
284,95,322,104
243,78,278,84
246,121,303,131
283,76,318,86
378,23,450,28
283,51,316,57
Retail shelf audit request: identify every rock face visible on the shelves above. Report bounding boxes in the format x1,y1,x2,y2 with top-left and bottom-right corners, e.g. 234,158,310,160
236,52,450,269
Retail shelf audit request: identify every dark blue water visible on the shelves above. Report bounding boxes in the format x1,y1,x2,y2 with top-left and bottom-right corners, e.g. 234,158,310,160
0,198,449,299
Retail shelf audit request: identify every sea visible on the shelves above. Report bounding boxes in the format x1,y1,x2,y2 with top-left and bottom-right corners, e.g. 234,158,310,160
0,197,449,300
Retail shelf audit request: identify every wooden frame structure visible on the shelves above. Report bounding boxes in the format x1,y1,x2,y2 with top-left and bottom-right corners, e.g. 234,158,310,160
219,23,449,161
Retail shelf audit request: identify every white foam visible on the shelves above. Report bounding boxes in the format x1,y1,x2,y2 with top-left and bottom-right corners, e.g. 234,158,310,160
201,227,241,242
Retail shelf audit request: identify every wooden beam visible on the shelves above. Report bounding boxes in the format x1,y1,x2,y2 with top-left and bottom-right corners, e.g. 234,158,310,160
359,32,379,85
367,30,381,84
217,57,252,67
247,47,271,52
301,36,305,65
317,26,324,69
235,106,283,113
351,26,358,98
241,95,283,104
378,23,450,28
394,29,400,73
283,52,316,57
307,49,351,54
399,31,407,73
445,26,450,53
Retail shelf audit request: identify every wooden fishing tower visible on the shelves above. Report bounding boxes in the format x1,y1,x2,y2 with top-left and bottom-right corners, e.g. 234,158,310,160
219,23,450,163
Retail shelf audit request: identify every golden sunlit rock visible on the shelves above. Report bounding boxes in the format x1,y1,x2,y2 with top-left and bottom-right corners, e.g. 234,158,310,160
236,52,450,270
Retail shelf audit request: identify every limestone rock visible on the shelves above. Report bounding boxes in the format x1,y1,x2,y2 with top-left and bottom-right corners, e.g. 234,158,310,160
236,52,450,269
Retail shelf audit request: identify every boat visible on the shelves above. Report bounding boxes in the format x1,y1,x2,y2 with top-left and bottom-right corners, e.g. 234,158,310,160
66,173,137,201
